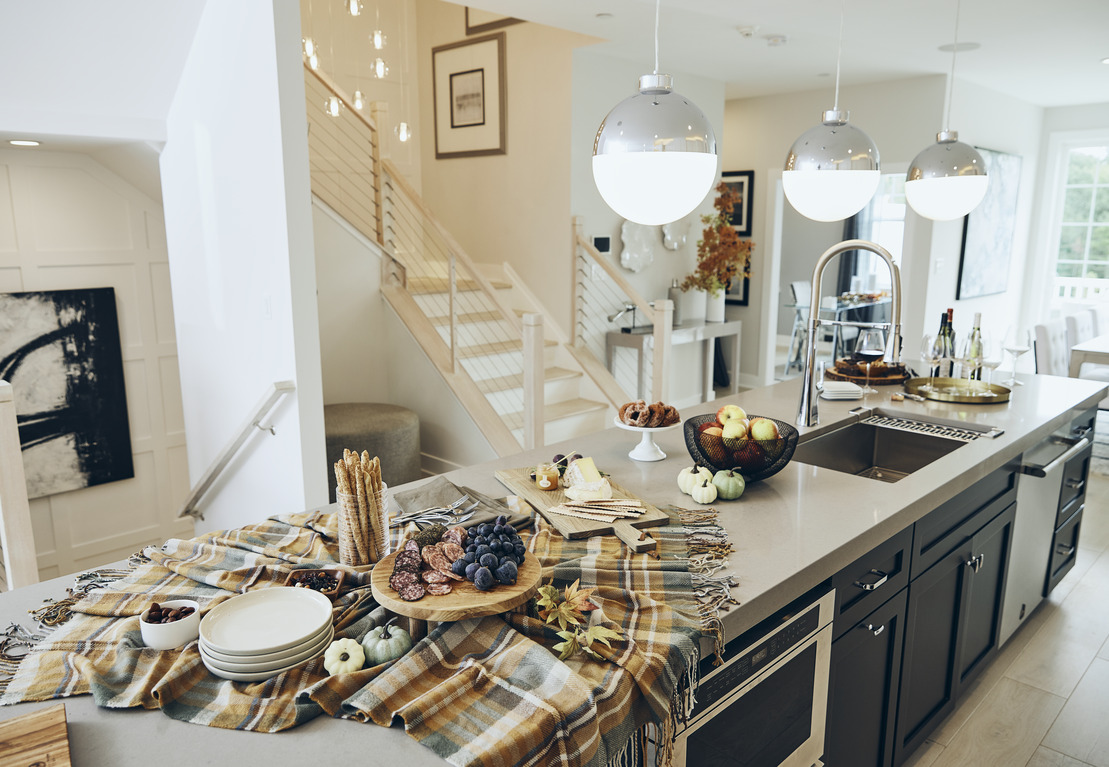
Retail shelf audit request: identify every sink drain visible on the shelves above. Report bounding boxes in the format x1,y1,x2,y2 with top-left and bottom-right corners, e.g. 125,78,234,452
856,466,910,483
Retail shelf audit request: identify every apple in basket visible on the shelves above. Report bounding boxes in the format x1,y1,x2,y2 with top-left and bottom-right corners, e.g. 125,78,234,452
716,404,747,426
748,417,786,461
721,419,750,451
698,422,725,454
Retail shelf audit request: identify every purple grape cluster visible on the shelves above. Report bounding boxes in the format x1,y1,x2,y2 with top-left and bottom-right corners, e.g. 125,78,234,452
451,515,525,592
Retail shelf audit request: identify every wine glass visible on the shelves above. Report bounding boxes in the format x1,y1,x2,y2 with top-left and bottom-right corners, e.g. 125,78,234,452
1001,326,1032,387
978,336,1002,397
959,336,983,389
854,328,886,396
920,334,940,393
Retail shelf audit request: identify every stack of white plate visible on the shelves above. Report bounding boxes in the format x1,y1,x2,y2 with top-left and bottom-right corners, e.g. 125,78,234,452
198,588,335,682
820,381,864,400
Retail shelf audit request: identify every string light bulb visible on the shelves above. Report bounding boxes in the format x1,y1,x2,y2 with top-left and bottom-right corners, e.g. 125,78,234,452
396,122,412,142
346,0,362,16
325,96,343,118
372,57,388,79
353,90,365,110
372,30,386,50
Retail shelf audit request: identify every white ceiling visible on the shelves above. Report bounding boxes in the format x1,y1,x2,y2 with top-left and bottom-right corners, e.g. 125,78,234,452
456,0,1109,108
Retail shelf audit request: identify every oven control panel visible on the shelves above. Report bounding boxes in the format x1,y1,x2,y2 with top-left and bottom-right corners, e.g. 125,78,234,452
691,597,827,720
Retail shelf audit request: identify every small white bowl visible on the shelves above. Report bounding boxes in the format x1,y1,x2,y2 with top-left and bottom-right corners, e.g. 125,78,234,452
140,599,201,650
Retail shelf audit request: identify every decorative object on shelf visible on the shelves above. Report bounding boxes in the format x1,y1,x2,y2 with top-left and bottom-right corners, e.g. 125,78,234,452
721,170,755,237
465,7,523,35
680,183,754,303
619,220,656,273
661,218,690,251
705,290,725,322
782,0,880,222
905,0,988,221
591,0,717,226
432,32,506,159
956,148,1021,299
0,287,134,499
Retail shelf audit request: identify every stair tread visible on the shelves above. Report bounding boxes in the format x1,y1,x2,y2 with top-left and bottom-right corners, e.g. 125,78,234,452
476,366,581,395
408,276,511,295
457,338,557,359
428,309,504,326
503,398,608,431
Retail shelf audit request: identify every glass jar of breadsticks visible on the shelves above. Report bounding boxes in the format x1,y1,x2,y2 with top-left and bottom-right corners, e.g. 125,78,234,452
333,450,389,566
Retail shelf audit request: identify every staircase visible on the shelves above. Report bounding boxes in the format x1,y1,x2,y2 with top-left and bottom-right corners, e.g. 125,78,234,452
303,62,617,455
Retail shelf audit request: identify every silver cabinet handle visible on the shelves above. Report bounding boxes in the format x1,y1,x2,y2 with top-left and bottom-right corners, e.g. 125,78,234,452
965,553,985,573
1055,544,1076,558
853,569,889,591
860,623,885,637
1065,478,1085,492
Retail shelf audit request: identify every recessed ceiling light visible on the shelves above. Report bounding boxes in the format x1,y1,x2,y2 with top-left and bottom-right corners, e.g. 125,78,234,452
595,12,613,19
938,41,980,53
9,140,40,147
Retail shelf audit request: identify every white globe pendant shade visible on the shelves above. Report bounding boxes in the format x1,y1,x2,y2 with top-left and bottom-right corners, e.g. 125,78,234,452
592,74,718,226
783,110,880,222
905,131,988,221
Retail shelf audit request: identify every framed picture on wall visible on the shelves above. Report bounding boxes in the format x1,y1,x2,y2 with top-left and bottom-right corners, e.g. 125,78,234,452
432,33,507,159
956,148,1022,299
721,170,754,237
725,275,750,306
465,8,522,34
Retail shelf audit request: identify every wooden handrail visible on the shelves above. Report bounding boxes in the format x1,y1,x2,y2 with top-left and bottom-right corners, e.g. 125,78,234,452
303,61,379,135
381,159,522,335
574,234,658,324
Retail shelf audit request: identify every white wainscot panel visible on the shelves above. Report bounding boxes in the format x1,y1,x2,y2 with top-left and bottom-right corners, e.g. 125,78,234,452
0,268,24,291
52,452,160,556
28,497,56,553
166,444,192,528
150,261,177,345
123,357,153,443
18,166,133,253
0,165,17,256
159,356,185,437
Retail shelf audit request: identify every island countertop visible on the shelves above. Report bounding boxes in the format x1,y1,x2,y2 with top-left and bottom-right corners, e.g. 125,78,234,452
0,372,1103,765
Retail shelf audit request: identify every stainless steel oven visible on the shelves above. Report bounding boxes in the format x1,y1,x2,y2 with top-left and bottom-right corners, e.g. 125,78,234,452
673,589,835,767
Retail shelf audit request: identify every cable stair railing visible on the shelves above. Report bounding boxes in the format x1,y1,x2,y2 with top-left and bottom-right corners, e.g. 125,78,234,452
304,61,548,454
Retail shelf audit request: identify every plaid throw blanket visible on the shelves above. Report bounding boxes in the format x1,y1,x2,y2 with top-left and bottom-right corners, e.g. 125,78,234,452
0,508,710,767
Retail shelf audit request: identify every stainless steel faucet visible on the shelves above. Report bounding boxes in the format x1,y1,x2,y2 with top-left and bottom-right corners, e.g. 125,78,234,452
797,239,902,427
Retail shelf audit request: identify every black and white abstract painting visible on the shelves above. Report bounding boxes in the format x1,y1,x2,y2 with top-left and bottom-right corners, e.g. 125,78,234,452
957,148,1023,300
0,288,133,498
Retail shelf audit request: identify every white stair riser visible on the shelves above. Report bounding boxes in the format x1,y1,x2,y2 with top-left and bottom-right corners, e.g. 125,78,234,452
435,320,518,347
483,376,584,416
459,346,558,380
512,410,611,447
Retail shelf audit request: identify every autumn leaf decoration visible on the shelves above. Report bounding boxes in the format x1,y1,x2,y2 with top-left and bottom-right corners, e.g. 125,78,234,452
536,579,624,661
679,181,754,298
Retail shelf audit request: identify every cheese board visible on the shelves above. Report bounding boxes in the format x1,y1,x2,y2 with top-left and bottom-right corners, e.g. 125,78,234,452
495,467,669,553
0,703,72,767
370,549,542,622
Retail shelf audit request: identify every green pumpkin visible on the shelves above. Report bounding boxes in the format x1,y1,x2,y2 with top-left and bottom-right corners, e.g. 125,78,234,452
712,469,746,500
361,617,413,665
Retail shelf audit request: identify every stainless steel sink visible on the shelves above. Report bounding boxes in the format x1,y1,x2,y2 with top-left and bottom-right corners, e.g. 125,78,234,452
793,414,972,482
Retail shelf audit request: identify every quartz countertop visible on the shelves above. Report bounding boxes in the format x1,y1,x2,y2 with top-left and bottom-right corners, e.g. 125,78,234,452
0,372,1103,765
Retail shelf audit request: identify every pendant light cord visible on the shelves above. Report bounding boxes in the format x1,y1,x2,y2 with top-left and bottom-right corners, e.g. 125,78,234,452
653,0,661,74
944,0,962,132
833,0,846,111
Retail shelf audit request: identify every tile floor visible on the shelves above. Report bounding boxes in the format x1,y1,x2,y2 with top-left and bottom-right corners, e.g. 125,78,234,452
903,469,1109,767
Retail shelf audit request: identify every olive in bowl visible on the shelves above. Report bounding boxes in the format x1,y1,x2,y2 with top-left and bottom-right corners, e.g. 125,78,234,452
139,599,200,650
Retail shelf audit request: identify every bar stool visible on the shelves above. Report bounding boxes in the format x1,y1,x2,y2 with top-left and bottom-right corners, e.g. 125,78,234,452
785,281,810,373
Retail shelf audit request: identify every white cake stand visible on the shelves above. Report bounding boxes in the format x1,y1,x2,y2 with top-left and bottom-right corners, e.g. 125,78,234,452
612,416,681,461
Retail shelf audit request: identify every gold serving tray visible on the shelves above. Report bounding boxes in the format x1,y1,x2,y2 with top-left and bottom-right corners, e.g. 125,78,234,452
903,377,1011,404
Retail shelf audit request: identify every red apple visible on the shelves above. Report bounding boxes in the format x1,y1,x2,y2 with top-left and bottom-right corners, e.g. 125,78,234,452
716,404,747,426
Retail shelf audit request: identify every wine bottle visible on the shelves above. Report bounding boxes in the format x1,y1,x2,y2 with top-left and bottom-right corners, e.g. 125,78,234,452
930,312,947,377
965,312,984,380
944,308,956,377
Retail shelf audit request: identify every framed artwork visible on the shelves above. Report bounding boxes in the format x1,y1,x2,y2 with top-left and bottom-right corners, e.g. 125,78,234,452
957,148,1022,300
465,8,522,35
0,287,133,499
725,275,750,307
721,170,755,237
432,33,507,159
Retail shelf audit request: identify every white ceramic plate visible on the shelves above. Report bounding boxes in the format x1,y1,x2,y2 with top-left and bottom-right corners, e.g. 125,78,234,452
199,643,325,683
199,587,333,656
200,626,333,673
199,620,333,666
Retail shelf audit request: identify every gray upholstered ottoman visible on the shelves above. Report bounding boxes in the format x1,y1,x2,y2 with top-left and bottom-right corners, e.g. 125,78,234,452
324,403,421,502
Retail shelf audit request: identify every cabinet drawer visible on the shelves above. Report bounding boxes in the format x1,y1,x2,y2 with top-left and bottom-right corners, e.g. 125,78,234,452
833,526,913,641
1057,442,1092,522
912,463,1018,578
1069,407,1097,442
1046,506,1083,595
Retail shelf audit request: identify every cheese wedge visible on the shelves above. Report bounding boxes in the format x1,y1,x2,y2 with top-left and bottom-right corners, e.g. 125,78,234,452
564,479,612,501
564,456,602,486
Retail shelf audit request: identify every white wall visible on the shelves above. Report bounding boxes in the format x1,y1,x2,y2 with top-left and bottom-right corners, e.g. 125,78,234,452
160,0,326,534
0,149,192,579
570,48,728,402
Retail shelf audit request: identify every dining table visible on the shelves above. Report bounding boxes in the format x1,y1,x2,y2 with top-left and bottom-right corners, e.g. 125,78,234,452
1068,332,1109,377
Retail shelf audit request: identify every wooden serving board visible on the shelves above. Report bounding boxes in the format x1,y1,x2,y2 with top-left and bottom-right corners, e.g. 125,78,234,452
495,468,668,553
370,549,541,622
0,703,72,767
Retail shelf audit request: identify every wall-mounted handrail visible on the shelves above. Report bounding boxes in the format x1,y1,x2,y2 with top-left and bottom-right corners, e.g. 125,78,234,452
177,381,296,521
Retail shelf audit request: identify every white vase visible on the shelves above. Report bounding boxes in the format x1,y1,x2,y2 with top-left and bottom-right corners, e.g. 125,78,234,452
705,291,726,322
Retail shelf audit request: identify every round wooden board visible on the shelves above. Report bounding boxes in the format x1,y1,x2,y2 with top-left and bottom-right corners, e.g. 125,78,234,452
370,549,542,622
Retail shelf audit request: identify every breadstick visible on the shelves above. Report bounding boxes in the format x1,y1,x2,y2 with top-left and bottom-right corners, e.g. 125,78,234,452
346,452,370,564
334,460,352,496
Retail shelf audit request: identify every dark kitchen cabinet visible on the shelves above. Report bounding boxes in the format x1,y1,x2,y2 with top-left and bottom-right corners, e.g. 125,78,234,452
824,588,907,767
894,501,1015,766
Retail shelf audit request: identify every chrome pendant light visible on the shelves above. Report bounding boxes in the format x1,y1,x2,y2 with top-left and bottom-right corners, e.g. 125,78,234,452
905,0,987,221
782,0,880,222
592,0,718,226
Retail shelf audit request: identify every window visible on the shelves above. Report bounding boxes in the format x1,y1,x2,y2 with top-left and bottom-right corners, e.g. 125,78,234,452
1049,139,1109,306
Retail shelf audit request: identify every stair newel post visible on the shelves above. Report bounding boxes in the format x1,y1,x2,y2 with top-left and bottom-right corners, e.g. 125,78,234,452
522,313,545,450
651,299,673,404
448,253,458,373
369,101,386,247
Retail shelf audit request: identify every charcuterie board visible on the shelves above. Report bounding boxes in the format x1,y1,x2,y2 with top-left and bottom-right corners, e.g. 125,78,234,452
370,549,542,622
495,468,669,553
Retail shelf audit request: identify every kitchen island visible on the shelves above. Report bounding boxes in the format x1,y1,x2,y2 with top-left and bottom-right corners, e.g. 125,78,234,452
0,372,1104,766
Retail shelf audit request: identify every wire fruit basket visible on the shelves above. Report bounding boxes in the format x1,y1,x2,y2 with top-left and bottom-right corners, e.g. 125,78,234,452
683,414,798,482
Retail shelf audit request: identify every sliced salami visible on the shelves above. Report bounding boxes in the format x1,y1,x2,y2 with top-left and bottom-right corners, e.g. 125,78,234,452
404,539,420,552
389,570,421,591
427,549,451,571
420,546,437,567
421,570,450,584
399,583,426,601
443,527,464,546
440,542,465,562
437,566,464,581
425,582,453,596
394,551,422,571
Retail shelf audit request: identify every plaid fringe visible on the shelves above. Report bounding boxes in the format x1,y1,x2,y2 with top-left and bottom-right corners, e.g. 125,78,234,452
669,506,738,663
